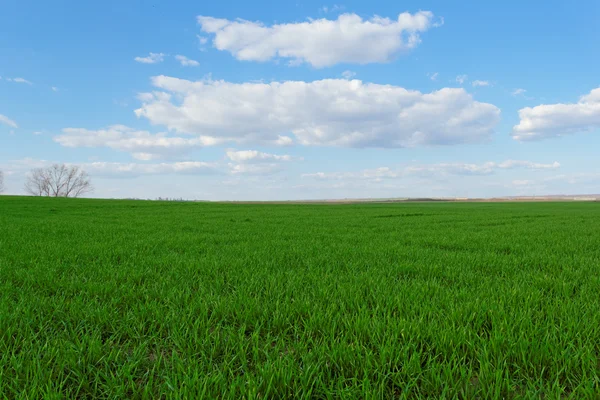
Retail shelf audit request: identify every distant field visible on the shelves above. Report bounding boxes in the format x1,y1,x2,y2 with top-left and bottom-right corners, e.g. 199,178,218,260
1,197,599,398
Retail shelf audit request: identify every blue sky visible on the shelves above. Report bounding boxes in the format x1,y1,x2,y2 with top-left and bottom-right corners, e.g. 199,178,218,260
1,0,599,200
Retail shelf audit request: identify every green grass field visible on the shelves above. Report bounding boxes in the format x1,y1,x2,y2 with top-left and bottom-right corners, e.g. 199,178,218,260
1,197,599,398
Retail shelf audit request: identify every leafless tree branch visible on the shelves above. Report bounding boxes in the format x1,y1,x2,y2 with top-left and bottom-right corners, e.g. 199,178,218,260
24,164,93,198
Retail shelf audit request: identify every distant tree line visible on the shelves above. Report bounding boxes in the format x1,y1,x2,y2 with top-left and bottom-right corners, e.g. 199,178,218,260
156,197,187,202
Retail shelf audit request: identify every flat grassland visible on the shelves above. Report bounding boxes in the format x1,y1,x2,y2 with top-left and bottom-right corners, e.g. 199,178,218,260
1,197,599,398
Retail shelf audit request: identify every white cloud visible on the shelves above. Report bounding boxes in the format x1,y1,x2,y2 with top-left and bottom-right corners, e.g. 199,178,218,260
321,5,344,13
197,11,440,67
341,70,356,79
4,155,285,179
0,114,18,128
428,72,438,81
86,161,218,177
472,80,490,87
303,160,560,180
497,160,560,170
135,76,500,148
198,36,209,45
7,77,33,85
175,55,200,67
225,150,301,175
455,75,468,85
407,160,560,176
53,128,302,172
225,150,298,163
134,52,165,64
303,167,400,181
512,87,600,141
51,86,59,92
228,163,283,175
1,158,219,179
512,88,526,96
54,125,216,159
273,136,294,146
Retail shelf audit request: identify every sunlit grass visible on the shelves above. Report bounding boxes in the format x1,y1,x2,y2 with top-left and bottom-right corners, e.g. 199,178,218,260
1,197,599,398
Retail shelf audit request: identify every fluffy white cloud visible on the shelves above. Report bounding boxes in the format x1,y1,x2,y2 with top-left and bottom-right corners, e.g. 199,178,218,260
512,87,600,141
428,72,438,81
134,52,165,64
512,88,526,96
135,76,500,148
175,55,200,67
0,114,18,128
472,80,490,87
197,11,440,67
54,125,216,160
303,160,560,180
225,150,298,163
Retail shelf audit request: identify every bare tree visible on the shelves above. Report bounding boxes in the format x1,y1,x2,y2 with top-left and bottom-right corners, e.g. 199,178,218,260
0,170,4,193
24,164,93,198
24,168,50,196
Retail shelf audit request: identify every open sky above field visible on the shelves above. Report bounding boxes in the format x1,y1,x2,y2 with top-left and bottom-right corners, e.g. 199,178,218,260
1,0,599,200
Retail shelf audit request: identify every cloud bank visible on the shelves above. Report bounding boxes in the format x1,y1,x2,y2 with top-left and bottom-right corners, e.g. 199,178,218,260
303,160,560,180
135,76,500,148
198,12,440,67
513,87,600,140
